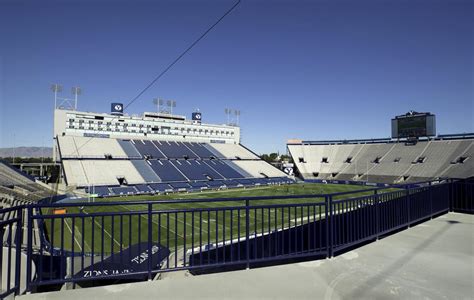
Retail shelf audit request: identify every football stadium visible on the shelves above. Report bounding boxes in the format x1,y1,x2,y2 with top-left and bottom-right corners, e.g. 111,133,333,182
1,103,473,298
1,1,473,299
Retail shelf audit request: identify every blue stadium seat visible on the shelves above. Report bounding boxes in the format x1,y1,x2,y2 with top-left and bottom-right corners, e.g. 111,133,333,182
253,178,269,185
169,182,191,190
132,140,166,159
91,186,112,197
148,160,188,182
118,140,142,158
189,182,209,190
204,160,245,179
132,160,161,182
184,142,217,158
172,160,223,181
236,178,257,186
206,180,226,188
149,183,172,192
224,180,240,187
153,141,198,159
134,184,152,193
110,186,137,195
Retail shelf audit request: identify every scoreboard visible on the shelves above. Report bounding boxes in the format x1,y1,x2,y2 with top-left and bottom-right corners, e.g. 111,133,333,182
392,111,436,138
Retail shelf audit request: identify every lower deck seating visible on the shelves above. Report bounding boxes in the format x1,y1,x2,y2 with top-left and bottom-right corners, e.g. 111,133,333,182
172,160,223,181
149,183,173,192
64,160,146,186
58,138,292,196
148,160,188,182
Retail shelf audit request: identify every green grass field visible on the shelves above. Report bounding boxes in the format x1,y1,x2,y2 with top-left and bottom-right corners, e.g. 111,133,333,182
42,183,390,255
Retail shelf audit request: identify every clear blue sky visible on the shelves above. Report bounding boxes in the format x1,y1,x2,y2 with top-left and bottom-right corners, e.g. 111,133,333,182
0,0,472,154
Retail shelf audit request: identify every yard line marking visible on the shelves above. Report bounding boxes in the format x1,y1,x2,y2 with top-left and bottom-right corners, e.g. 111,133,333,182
118,205,186,239
63,218,84,251
128,204,209,235
84,209,122,248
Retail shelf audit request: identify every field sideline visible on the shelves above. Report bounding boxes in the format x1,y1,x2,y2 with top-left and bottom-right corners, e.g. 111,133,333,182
42,183,392,255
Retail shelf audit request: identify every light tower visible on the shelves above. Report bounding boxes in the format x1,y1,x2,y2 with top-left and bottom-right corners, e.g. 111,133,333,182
167,100,176,115
71,86,81,110
51,83,80,110
51,84,63,109
153,98,164,113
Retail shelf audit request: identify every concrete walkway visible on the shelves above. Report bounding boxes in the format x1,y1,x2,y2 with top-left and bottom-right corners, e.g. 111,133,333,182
19,213,474,300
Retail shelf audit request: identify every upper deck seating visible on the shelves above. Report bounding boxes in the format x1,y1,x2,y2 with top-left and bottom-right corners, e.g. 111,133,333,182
59,136,129,158
206,143,259,159
132,140,166,159
153,141,198,159
118,140,142,158
204,160,246,179
184,142,217,158
232,160,288,178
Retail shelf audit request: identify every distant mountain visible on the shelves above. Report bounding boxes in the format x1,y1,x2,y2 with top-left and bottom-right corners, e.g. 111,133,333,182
0,147,53,158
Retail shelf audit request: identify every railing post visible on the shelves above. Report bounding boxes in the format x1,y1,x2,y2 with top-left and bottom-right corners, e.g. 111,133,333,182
406,187,411,227
325,195,333,258
429,181,433,218
14,206,23,296
26,206,33,294
448,179,452,211
330,196,334,258
147,203,152,281
374,190,379,240
245,199,250,269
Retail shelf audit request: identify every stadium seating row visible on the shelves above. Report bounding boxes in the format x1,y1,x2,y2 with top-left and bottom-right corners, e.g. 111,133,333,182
288,139,474,183
0,161,53,201
62,157,287,187
84,177,294,197
57,136,292,194
58,136,259,160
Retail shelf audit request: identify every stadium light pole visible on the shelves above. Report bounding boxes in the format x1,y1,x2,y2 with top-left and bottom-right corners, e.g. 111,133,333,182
235,110,241,125
153,98,163,113
171,100,176,115
51,84,63,109
71,87,82,110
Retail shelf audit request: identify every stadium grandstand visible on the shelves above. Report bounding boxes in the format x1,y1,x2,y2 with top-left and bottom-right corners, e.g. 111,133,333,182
0,160,51,253
54,106,292,197
288,112,473,184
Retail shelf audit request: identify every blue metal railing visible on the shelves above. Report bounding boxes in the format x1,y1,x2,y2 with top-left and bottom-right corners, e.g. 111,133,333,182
0,178,472,296
0,206,23,299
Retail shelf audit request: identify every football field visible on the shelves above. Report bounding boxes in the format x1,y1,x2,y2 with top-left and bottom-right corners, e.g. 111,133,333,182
43,183,389,254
